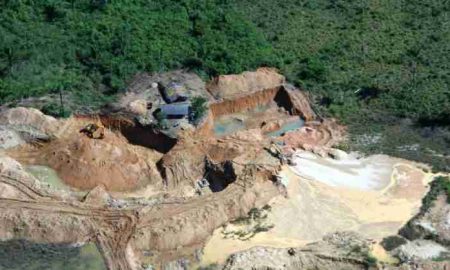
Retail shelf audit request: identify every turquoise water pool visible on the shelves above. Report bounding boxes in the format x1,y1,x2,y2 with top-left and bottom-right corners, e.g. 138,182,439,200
213,118,245,136
266,118,305,137
25,165,71,191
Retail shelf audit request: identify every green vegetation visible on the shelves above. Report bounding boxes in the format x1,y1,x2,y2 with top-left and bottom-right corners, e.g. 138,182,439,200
0,0,448,170
347,244,377,267
381,235,407,251
0,0,273,110
223,206,274,240
41,101,71,118
231,0,449,171
197,264,220,270
0,240,106,270
190,96,208,124
154,110,168,130
233,0,449,123
363,252,378,267
400,176,450,241
421,176,450,212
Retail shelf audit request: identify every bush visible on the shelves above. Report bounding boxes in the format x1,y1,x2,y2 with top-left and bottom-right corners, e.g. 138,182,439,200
190,96,208,124
381,236,407,251
197,263,219,270
41,102,71,118
364,253,378,267
421,176,450,211
154,110,168,130
0,0,275,109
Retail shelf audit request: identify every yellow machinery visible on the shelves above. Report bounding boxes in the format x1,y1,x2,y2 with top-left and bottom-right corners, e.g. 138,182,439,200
79,120,105,139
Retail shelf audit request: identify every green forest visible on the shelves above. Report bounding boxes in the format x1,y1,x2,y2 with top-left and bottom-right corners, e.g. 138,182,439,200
0,0,449,170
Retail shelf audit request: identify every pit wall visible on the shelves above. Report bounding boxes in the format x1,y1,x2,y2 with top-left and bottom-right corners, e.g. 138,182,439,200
76,114,177,153
195,85,316,137
209,87,279,118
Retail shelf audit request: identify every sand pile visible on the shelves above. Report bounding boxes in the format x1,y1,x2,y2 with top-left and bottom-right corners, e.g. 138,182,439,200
37,128,162,191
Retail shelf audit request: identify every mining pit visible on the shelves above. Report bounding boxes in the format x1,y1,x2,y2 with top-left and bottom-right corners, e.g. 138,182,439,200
0,68,447,270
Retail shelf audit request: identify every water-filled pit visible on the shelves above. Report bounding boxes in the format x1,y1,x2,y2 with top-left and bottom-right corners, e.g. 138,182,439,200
0,240,106,270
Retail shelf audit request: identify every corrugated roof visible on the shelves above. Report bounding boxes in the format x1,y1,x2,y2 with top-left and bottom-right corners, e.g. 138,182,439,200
160,103,190,116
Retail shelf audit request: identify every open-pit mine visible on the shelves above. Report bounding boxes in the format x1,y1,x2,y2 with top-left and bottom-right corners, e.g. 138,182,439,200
0,68,448,270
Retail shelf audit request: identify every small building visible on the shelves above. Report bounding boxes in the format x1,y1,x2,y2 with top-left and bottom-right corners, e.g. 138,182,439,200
158,103,190,119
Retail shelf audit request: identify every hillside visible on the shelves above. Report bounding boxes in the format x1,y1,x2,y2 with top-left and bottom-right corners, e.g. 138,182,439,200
0,0,449,170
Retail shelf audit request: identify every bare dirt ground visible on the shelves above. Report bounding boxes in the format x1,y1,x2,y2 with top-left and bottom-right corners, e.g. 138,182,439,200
5,117,163,192
2,69,444,270
201,152,435,265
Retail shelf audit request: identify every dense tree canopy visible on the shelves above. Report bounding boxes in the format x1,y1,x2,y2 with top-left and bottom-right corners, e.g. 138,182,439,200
0,0,274,108
1,0,448,123
0,0,449,169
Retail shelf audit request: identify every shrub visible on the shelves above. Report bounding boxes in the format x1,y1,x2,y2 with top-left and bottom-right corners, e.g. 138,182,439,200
41,102,71,118
154,110,168,130
190,96,208,124
381,236,407,251
421,176,450,212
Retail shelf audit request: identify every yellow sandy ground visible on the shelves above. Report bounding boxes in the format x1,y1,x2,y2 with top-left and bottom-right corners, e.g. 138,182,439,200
201,154,436,265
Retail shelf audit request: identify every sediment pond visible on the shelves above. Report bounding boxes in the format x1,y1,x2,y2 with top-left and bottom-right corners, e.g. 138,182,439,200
0,240,106,270
25,165,71,191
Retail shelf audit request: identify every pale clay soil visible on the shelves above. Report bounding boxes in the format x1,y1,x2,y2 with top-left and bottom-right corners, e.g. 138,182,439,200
201,151,435,265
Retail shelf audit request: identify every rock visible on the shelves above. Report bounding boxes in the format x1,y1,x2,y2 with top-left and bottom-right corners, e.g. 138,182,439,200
393,240,448,262
283,85,316,121
260,120,282,133
0,127,24,149
0,107,59,135
279,119,346,155
222,232,370,270
136,115,154,126
400,195,450,245
163,258,190,270
83,185,111,206
128,99,148,115
328,148,348,160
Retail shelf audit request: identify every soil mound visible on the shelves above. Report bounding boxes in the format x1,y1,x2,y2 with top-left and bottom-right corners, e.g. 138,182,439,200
279,119,345,155
207,68,285,99
39,128,162,191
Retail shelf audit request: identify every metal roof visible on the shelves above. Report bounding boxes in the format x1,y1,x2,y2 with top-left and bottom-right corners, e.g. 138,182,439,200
159,103,190,116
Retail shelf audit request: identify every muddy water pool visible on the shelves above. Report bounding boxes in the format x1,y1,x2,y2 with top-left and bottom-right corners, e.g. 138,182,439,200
0,240,106,270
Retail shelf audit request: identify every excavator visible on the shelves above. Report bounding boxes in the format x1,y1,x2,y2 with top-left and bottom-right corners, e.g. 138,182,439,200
79,120,105,139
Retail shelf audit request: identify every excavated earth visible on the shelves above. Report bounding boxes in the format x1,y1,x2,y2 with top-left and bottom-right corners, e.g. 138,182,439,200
0,68,448,270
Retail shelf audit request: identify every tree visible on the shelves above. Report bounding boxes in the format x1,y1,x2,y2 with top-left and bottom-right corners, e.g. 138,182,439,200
154,110,168,130
190,96,208,124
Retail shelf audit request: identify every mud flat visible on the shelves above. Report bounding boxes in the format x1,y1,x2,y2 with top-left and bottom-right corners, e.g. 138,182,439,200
201,151,435,265
290,151,397,190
